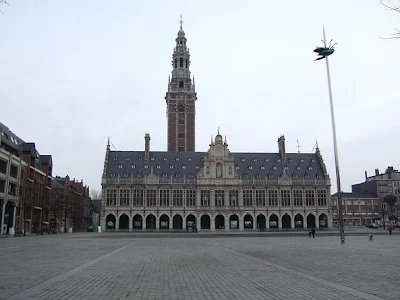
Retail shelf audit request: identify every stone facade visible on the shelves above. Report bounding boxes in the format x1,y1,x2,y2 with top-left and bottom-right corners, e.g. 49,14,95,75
101,133,332,232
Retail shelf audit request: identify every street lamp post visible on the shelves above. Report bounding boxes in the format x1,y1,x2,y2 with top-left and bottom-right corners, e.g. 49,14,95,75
314,28,345,244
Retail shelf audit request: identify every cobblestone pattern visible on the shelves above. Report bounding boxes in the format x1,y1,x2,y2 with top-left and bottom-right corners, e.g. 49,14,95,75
225,235,400,300
1,234,399,300
0,235,124,300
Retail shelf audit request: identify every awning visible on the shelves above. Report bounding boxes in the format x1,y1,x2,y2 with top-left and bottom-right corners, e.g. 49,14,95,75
34,206,42,210
42,222,49,224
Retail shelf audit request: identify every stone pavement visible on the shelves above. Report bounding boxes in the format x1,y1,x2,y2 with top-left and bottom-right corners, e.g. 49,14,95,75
0,233,398,300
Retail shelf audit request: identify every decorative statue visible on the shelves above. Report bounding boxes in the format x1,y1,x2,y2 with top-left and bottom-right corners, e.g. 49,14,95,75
216,165,222,178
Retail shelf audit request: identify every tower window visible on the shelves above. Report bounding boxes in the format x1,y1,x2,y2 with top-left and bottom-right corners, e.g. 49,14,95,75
185,59,188,68
178,132,185,139
178,119,185,125
179,81,184,89
180,57,183,67
178,146,184,152
174,58,177,69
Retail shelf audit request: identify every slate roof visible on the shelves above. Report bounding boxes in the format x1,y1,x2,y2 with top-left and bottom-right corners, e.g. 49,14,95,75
0,122,24,156
40,155,52,165
105,151,327,180
331,192,377,199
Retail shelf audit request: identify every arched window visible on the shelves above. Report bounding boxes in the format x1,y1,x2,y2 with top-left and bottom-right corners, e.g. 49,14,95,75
185,59,188,68
180,57,183,67
179,81,184,88
174,58,178,68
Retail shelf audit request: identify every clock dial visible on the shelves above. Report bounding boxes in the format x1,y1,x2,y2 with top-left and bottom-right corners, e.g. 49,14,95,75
178,104,186,112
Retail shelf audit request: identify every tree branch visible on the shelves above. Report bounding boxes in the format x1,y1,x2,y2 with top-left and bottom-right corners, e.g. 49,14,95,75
0,0,8,15
380,0,400,39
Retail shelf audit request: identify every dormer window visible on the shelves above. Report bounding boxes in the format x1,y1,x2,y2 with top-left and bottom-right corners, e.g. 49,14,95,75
243,173,248,178
300,159,304,163
288,158,292,163
126,157,130,160
182,165,186,169
248,166,253,170
273,166,277,170
293,174,298,178
188,157,192,161
265,158,269,162
144,165,148,169
296,166,300,170
241,158,246,162
151,157,155,161
256,174,260,179
260,166,265,170
277,158,281,162
162,173,167,178
118,164,122,169
169,165,174,169
132,164,136,169
316,173,321,179
113,157,117,160
188,173,193,178
111,173,116,177
156,165,161,169
138,157,142,161
311,158,316,163
175,157,180,161
253,158,257,162
308,166,313,170
137,173,142,178
284,166,289,170
123,173,129,178
163,157,168,161
268,174,273,178
195,165,199,169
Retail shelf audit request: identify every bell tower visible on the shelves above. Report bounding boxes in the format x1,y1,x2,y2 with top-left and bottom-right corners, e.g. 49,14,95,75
165,15,197,152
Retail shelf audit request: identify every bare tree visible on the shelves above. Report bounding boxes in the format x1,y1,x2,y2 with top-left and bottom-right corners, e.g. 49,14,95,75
91,189,102,201
380,0,400,39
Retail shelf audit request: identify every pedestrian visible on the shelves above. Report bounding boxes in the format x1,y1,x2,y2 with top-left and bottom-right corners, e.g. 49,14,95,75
311,228,316,238
368,233,373,242
388,226,393,235
308,231,311,238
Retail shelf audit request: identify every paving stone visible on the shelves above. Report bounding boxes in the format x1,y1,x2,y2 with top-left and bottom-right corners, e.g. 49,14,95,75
0,234,398,299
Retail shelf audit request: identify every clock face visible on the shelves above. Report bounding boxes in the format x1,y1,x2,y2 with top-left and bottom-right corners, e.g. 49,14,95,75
178,104,186,112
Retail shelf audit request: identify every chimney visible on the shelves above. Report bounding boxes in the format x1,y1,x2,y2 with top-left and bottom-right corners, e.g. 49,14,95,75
375,169,379,176
364,170,368,180
144,133,151,160
386,166,394,173
278,135,286,160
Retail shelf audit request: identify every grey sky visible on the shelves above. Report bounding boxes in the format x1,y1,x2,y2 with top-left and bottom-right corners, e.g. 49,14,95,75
1,0,399,193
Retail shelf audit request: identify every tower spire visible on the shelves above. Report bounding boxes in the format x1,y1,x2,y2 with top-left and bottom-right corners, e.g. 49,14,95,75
179,13,184,30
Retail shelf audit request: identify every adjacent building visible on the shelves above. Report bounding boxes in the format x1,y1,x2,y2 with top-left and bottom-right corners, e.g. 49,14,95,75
52,176,91,233
1,122,92,235
330,192,380,226
100,23,333,232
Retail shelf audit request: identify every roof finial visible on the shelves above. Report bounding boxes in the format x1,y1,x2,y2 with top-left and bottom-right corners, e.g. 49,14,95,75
218,127,220,135
179,13,184,30
316,139,319,150
297,138,300,153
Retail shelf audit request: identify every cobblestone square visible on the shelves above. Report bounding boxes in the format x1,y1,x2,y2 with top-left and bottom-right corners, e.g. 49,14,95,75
0,233,399,300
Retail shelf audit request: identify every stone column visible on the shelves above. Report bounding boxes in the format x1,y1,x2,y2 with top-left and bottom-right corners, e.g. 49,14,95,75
196,214,201,232
115,215,119,231
291,214,295,229
196,189,201,207
253,215,257,231
239,214,244,231
266,215,270,229
129,215,133,232
225,213,229,231
210,214,215,231
156,216,159,230
169,216,173,230
278,215,282,229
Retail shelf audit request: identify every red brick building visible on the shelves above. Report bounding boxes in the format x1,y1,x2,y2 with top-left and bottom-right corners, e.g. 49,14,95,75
51,176,91,233
165,21,197,152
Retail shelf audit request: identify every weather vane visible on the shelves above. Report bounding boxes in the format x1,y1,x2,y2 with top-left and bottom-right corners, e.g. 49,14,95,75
313,36,337,61
179,13,184,29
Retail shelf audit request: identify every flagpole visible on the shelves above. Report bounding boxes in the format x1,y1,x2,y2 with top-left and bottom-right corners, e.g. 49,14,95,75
323,27,345,244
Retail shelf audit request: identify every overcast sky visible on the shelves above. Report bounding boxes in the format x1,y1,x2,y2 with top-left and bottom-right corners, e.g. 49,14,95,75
1,0,399,194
